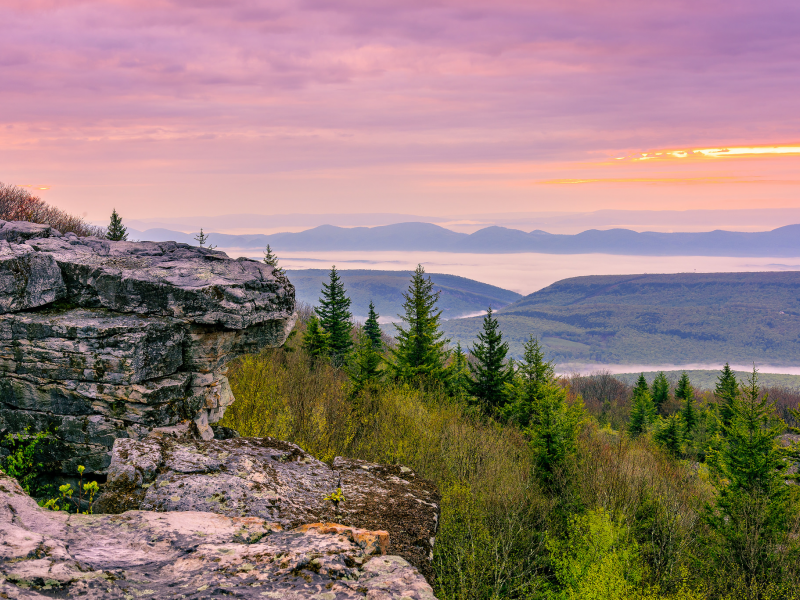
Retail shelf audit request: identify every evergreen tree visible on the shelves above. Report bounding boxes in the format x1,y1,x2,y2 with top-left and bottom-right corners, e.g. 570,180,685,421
363,301,382,350
704,367,792,586
628,374,656,437
504,336,556,427
315,266,353,365
447,342,472,399
650,371,671,416
468,308,513,412
263,244,285,275
347,330,383,397
526,380,584,492
654,413,683,457
106,208,128,241
302,316,330,359
676,372,698,435
715,363,739,430
391,265,450,384
194,228,216,250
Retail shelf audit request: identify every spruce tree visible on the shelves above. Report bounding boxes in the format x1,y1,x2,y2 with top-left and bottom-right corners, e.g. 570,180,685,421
194,228,216,250
363,301,382,350
526,379,584,492
650,371,671,416
263,244,285,275
705,367,792,586
628,374,656,437
315,266,353,365
391,265,450,384
715,363,739,430
468,307,513,412
302,316,330,359
106,208,128,241
654,413,683,457
676,372,697,435
505,336,556,427
347,330,383,397
447,343,472,399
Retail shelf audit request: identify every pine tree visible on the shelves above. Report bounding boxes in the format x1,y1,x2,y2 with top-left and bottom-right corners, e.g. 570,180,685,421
468,308,513,412
654,413,683,457
650,371,670,416
676,372,697,435
347,330,383,397
263,244,285,275
504,336,556,427
391,265,450,384
447,342,472,399
628,374,656,437
194,228,216,250
363,301,382,350
315,266,353,365
526,380,584,492
715,363,739,430
106,209,128,241
705,367,792,586
302,316,330,359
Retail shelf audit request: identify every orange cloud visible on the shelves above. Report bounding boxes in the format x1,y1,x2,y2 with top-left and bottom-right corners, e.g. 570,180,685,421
615,144,800,162
537,176,773,185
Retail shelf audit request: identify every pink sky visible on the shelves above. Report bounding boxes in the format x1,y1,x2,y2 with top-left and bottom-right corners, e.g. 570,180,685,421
2,0,799,222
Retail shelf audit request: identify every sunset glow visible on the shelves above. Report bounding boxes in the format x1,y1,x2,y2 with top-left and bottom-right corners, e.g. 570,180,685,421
1,1,799,219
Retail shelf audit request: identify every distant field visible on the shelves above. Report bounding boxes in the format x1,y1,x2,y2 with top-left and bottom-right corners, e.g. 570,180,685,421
286,269,521,321
612,370,800,391
441,271,800,364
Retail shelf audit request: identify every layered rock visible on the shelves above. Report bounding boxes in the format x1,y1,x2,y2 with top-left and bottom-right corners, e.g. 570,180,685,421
0,472,437,599
95,435,441,581
0,220,295,478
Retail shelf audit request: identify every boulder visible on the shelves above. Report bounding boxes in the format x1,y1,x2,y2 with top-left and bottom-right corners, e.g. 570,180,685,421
95,435,441,581
0,472,437,599
0,220,296,478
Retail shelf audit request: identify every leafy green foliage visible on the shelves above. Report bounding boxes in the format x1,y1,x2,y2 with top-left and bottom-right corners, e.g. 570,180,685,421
654,413,683,457
391,264,451,384
468,307,513,412
347,330,383,397
0,428,52,495
105,208,128,241
316,266,353,364
676,373,698,435
504,336,556,428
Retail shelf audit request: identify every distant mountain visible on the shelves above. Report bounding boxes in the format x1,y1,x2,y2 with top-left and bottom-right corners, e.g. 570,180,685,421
441,272,800,365
287,269,521,321
129,222,800,256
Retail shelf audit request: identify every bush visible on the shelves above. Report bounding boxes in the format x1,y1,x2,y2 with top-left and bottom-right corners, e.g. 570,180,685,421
0,182,104,237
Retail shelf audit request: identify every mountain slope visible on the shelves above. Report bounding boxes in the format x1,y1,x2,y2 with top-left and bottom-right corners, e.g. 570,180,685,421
441,271,800,365
287,269,522,321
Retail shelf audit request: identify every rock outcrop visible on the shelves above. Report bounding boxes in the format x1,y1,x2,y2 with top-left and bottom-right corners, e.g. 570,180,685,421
0,220,296,479
0,472,437,599
95,435,441,582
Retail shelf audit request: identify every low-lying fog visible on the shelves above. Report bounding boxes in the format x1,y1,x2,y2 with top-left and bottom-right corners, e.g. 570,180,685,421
220,248,800,296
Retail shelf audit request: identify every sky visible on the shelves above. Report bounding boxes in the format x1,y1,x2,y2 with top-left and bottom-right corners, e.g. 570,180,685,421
2,0,800,223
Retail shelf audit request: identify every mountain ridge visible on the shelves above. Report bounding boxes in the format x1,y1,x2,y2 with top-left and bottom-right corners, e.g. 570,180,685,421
128,222,800,256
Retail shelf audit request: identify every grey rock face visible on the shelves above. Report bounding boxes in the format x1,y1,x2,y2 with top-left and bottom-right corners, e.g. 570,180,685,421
0,472,437,599
0,220,295,477
95,435,441,581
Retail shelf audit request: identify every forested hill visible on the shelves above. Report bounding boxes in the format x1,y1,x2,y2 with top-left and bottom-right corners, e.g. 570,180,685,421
441,271,800,365
129,222,800,256
287,269,521,320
